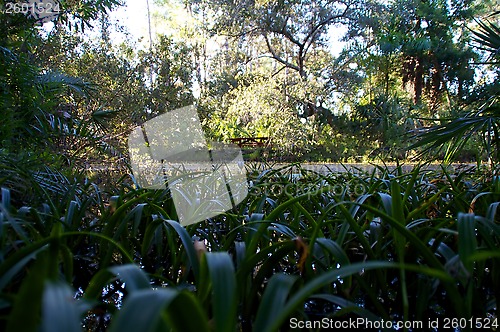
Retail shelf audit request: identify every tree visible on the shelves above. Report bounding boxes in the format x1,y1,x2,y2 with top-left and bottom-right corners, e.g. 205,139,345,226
32,15,196,166
188,0,375,118
0,0,123,152
371,0,480,113
204,75,312,155
411,13,500,163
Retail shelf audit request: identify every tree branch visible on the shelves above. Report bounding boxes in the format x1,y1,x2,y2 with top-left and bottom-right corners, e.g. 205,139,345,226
303,5,350,58
263,33,301,72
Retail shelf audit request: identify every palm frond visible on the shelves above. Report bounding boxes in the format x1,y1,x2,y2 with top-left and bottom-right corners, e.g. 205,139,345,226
35,71,96,98
91,109,119,131
410,105,500,162
471,18,500,59
410,13,500,162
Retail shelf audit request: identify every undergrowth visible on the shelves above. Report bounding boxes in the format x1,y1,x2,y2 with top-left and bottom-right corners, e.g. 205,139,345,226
0,158,499,331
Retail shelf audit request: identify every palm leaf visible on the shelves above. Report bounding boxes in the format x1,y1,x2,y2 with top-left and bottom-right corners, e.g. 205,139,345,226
410,14,500,161
409,106,500,162
471,19,500,58
35,71,96,98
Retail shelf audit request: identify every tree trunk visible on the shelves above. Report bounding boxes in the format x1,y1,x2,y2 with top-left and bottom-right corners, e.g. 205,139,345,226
414,56,423,105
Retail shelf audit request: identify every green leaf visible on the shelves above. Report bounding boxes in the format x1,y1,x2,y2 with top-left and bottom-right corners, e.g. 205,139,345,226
390,180,405,224
0,245,46,292
390,179,408,320
315,238,350,267
164,219,200,281
6,250,50,332
310,294,381,321
109,265,151,292
108,289,209,332
1,187,11,209
85,264,151,300
63,200,79,229
264,261,396,332
457,212,478,318
203,252,238,332
164,291,210,332
472,19,500,55
253,273,298,332
457,213,477,273
108,289,177,332
41,281,85,332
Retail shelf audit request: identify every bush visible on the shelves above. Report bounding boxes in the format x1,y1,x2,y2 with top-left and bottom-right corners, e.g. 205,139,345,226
1,162,499,331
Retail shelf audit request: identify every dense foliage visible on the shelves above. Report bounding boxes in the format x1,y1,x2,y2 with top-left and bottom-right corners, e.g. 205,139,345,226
1,161,500,331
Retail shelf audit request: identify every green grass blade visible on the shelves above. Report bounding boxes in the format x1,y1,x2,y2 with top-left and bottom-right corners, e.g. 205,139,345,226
254,273,298,332
457,213,477,273
266,261,396,332
164,219,200,281
6,251,49,332
85,264,151,301
406,187,447,221
109,265,152,292
315,238,350,267
164,291,210,332
457,212,478,318
41,281,84,332
203,252,237,332
0,245,46,292
1,188,11,209
108,289,178,332
265,185,336,222
108,288,209,332
310,294,381,321
390,180,409,321
141,218,164,256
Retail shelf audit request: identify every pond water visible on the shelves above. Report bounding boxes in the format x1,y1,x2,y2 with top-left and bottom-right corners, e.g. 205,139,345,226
248,162,476,175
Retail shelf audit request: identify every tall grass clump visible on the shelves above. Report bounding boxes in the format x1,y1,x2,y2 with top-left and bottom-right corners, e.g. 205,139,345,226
0,160,499,331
